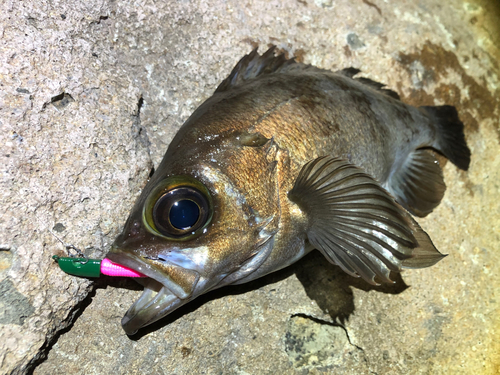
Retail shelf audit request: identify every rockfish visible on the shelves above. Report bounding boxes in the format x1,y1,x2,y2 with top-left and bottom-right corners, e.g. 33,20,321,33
107,47,471,334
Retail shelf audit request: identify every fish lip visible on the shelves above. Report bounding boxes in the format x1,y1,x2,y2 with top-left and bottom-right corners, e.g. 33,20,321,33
106,250,197,335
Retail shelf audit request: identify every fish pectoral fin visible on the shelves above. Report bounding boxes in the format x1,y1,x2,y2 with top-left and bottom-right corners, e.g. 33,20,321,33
388,149,447,217
289,156,445,285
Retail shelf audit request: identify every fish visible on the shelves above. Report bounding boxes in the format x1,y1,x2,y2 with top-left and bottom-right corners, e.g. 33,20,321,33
107,46,471,335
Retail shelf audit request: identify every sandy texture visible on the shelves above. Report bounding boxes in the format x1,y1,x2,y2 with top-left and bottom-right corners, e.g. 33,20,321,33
1,0,498,374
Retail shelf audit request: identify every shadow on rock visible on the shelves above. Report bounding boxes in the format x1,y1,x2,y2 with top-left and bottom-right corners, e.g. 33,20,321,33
128,259,299,339
295,250,408,325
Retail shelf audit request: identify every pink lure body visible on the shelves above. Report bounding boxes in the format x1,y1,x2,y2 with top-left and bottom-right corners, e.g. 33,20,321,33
101,258,146,278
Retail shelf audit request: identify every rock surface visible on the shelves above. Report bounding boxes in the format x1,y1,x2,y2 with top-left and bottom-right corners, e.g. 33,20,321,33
1,0,499,374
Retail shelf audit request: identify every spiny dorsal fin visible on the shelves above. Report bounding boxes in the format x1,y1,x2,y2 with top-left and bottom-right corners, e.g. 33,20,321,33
289,156,445,285
215,46,296,93
338,68,400,100
215,46,334,93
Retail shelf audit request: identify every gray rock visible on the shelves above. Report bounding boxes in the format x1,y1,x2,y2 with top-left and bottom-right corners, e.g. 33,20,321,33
346,33,366,50
1,0,499,374
0,279,35,326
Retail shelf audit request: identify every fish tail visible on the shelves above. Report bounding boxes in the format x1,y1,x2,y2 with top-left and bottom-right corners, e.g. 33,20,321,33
421,105,471,171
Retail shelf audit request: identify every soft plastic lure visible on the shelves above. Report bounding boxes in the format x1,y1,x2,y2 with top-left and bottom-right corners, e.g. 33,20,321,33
53,256,145,278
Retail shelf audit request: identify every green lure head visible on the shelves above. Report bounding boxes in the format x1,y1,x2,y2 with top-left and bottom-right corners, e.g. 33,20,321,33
52,255,101,278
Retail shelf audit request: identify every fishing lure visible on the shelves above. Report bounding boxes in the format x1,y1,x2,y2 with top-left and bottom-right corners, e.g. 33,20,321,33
53,256,145,278
50,228,145,278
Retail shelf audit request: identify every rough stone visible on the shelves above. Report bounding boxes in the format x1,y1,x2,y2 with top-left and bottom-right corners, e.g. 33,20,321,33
285,315,357,369
1,0,499,374
0,279,35,326
0,0,152,373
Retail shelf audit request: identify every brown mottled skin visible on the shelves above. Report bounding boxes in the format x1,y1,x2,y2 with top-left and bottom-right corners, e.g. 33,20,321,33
108,66,440,334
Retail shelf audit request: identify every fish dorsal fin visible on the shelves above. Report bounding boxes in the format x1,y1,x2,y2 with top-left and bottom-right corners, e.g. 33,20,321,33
289,156,445,285
215,46,333,93
338,67,361,78
387,149,446,217
215,46,296,93
338,68,400,100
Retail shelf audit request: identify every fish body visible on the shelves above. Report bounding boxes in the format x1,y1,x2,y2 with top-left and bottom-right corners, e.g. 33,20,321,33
107,47,470,334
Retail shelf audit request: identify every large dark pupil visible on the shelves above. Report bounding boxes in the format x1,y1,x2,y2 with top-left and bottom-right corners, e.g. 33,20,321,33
169,199,200,230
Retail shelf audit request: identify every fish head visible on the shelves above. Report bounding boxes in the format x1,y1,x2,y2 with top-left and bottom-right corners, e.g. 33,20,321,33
107,146,281,334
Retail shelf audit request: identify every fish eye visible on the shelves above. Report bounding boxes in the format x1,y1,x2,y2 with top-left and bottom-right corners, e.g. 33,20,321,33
144,176,213,240
153,187,209,237
169,199,200,230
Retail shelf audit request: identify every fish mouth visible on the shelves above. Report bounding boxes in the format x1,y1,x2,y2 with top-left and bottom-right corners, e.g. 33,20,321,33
106,251,199,335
